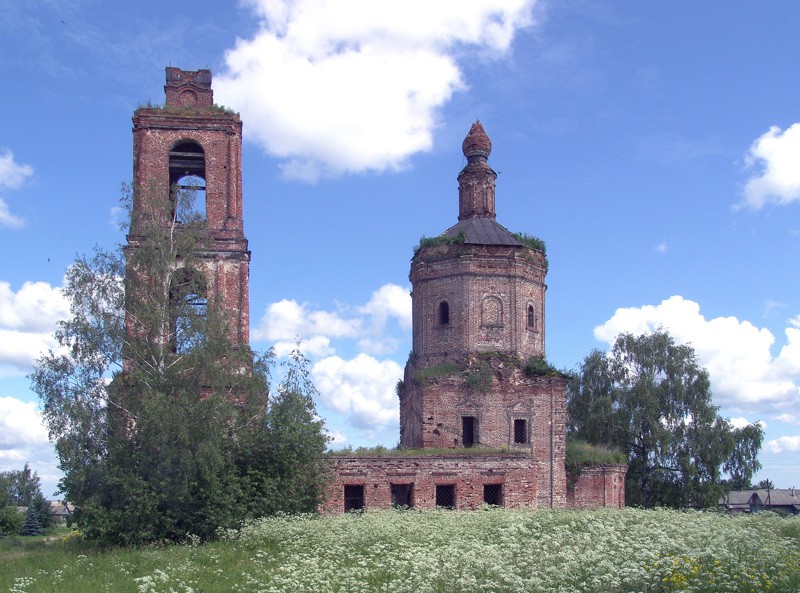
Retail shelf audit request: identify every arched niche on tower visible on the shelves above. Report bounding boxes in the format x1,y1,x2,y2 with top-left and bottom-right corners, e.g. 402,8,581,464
480,296,503,328
168,140,206,221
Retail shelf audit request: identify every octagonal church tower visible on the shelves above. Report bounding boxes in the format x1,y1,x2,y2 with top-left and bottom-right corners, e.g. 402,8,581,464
399,122,566,506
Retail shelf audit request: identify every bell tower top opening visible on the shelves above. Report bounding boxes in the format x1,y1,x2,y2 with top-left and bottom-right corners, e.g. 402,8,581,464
164,67,213,108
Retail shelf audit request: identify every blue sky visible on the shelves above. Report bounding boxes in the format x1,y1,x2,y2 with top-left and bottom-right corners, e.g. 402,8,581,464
2,1,799,497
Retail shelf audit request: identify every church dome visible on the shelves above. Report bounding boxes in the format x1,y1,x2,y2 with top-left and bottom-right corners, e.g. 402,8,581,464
462,121,492,159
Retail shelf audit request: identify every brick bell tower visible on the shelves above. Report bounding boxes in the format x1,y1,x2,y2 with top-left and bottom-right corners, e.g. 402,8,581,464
127,67,250,346
399,122,565,506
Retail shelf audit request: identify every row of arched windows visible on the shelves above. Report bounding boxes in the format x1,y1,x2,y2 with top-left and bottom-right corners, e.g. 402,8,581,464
437,299,538,330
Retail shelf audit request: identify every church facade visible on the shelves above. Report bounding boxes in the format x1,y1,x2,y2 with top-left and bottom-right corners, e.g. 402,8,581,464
127,68,624,513
322,123,624,512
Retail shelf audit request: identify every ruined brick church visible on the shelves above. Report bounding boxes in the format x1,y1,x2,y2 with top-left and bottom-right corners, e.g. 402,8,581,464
128,68,625,513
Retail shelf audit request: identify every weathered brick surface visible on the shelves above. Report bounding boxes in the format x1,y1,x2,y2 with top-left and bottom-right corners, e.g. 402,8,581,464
128,68,250,345
322,454,539,513
567,464,627,509
410,244,546,363
399,363,567,507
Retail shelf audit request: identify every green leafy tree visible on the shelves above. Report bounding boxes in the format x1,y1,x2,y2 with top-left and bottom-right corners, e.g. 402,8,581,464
0,506,24,536
2,463,42,506
568,330,763,509
30,188,327,544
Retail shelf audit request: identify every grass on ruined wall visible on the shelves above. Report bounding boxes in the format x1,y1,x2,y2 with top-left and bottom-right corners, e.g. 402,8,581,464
330,445,526,457
3,508,800,593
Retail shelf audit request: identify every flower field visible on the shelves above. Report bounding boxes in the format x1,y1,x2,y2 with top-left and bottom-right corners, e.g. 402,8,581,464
2,507,799,593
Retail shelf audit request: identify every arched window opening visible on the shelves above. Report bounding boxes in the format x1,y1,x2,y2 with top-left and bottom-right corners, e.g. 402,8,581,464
169,141,206,221
527,304,535,330
169,268,207,354
439,301,450,325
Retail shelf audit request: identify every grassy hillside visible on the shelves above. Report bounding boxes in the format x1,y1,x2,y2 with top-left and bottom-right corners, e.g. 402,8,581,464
2,508,799,592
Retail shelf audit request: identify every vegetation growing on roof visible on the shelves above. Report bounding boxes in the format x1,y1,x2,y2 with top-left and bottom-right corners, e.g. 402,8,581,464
523,356,563,378
565,439,627,491
330,446,524,457
412,363,462,385
512,233,546,253
465,361,493,393
412,231,466,258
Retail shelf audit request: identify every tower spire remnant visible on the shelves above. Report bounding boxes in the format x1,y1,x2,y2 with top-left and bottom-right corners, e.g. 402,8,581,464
458,121,496,221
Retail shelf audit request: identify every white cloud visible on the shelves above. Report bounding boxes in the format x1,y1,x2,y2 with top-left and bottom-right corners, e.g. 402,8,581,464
216,0,537,180
313,353,401,431
253,283,411,356
0,197,24,229
740,122,800,209
775,413,798,425
764,435,800,455
0,149,33,190
729,417,765,430
0,281,68,332
594,295,800,411
0,149,33,228
0,397,49,447
0,396,61,496
358,283,412,331
655,242,668,254
0,280,68,372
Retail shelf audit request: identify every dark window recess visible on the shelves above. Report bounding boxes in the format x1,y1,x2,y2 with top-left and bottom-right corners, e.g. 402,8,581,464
435,484,456,509
527,305,535,329
391,483,414,508
462,416,477,447
343,485,365,512
484,484,503,506
439,301,450,325
514,419,528,444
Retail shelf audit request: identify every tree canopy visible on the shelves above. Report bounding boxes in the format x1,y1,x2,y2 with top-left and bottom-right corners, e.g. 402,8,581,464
567,329,763,508
30,188,329,545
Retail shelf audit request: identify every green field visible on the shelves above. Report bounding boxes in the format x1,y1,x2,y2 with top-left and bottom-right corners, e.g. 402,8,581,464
2,508,798,593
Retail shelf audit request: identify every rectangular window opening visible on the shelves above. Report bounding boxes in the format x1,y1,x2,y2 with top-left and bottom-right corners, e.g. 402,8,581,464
484,484,503,507
435,484,456,509
343,484,365,512
514,418,528,444
391,483,414,508
462,416,477,448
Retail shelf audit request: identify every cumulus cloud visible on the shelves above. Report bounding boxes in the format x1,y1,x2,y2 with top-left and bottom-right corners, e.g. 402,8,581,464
253,283,411,356
0,281,68,372
594,295,800,412
764,435,800,455
0,396,61,496
740,122,800,209
313,353,401,431
216,0,537,180
0,149,33,228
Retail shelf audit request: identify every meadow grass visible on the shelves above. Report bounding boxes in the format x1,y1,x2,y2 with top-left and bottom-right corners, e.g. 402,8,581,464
1,507,798,593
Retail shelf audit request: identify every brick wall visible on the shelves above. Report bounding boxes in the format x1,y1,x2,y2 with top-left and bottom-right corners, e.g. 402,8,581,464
567,464,627,509
410,243,546,362
399,361,567,507
321,454,539,513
